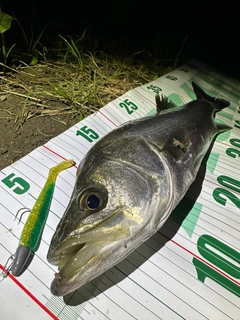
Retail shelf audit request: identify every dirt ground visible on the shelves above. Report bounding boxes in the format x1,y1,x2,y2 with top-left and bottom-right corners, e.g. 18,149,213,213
0,58,154,170
0,93,78,170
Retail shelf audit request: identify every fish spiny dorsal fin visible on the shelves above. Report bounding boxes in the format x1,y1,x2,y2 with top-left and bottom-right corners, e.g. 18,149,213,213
155,94,177,114
192,81,230,111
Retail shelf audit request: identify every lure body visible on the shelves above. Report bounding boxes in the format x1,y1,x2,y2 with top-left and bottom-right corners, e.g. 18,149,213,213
11,159,75,276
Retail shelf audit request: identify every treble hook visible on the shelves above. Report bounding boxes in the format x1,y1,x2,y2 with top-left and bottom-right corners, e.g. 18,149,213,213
15,208,31,224
0,255,14,282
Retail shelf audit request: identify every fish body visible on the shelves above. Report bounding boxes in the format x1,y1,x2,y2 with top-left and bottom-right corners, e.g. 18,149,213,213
47,82,231,296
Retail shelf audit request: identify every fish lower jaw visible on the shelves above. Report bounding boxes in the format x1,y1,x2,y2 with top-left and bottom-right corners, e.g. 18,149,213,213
50,241,116,296
48,216,132,295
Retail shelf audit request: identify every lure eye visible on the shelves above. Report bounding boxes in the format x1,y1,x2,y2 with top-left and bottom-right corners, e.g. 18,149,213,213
80,188,107,211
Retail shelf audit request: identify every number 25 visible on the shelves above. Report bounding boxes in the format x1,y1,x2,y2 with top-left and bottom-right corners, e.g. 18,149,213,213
119,99,138,115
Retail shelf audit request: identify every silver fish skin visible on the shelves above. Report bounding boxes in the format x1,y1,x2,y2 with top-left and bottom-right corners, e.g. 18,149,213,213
47,81,231,296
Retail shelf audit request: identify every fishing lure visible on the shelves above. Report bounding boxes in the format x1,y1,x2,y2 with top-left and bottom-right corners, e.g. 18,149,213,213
3,159,76,278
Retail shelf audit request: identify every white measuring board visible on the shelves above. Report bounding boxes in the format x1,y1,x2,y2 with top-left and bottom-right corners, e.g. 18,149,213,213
0,60,239,320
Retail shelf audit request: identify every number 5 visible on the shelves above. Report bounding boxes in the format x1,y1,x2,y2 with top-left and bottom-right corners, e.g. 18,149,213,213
2,173,30,195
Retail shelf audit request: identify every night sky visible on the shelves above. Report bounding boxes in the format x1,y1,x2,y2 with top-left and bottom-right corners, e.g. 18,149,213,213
2,1,239,79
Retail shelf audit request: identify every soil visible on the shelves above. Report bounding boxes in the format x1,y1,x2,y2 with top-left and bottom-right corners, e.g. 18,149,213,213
0,59,149,170
0,93,78,170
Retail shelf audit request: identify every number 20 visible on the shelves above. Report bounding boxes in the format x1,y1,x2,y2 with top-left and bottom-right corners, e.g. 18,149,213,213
213,175,240,208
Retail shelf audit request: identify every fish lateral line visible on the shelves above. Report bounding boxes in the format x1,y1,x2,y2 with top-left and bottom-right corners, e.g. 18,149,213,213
1,159,76,279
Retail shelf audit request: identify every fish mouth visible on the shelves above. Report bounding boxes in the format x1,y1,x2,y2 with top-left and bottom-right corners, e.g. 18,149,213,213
50,241,113,296
48,211,131,296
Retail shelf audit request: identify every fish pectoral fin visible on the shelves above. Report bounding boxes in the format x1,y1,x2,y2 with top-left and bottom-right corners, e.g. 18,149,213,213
155,94,177,114
164,128,191,160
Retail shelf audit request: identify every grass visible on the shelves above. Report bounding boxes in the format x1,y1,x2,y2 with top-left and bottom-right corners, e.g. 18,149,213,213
0,34,176,130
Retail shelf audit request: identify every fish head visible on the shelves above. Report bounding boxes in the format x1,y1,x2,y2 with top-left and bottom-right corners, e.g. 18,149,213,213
47,141,172,296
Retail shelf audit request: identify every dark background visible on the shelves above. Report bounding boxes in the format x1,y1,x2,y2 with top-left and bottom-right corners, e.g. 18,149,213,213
1,1,239,79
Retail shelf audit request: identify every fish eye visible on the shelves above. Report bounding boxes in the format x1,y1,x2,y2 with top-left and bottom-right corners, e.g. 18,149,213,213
87,194,100,209
79,188,107,211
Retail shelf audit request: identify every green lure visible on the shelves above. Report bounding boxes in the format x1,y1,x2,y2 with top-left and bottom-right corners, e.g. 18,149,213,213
10,159,76,277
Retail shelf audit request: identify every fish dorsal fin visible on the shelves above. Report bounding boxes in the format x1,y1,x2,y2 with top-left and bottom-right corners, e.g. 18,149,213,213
164,128,191,160
192,81,230,111
155,94,177,114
